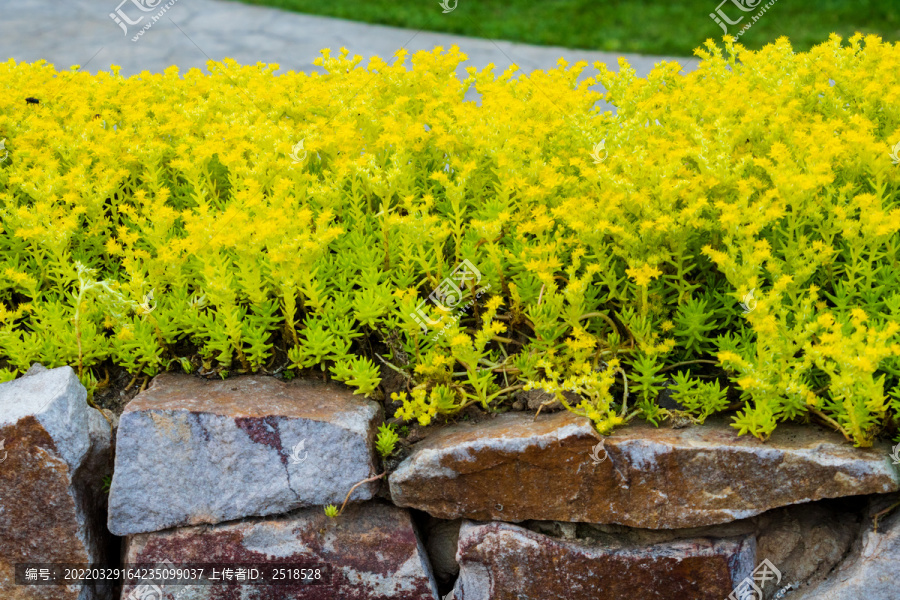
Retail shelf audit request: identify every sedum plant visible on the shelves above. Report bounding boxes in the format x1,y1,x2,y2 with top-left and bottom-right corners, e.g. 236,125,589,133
375,423,400,458
2,36,900,446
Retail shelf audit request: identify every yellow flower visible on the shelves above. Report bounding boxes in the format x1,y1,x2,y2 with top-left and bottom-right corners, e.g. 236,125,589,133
626,264,662,287
450,334,470,348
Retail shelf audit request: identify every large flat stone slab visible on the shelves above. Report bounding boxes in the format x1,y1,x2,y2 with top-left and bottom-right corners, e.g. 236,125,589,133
450,520,755,599
0,366,113,600
389,412,899,529
108,374,382,536
122,501,439,600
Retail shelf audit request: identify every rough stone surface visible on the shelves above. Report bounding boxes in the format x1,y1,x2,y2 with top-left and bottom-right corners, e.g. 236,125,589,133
0,366,113,600
791,495,900,600
753,502,860,596
108,374,382,536
389,411,899,529
422,518,462,584
526,498,860,599
514,389,563,412
450,520,755,599
122,501,439,600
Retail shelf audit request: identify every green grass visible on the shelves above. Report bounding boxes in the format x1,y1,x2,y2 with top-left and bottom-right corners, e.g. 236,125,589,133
236,0,900,56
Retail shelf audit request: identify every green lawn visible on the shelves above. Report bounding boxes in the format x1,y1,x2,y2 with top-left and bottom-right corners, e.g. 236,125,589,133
236,0,899,56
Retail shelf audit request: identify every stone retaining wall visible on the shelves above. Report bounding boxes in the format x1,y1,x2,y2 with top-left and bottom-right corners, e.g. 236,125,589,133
2,367,899,599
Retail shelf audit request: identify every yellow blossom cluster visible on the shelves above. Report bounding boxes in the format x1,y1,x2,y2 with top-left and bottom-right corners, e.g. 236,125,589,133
1,37,900,444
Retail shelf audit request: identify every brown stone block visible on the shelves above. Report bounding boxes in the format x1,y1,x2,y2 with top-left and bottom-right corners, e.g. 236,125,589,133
389,411,899,528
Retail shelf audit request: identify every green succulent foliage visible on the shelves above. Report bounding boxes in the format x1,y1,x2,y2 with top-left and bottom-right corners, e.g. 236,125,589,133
430,385,459,412
354,284,394,328
331,356,381,396
673,296,719,358
375,423,400,457
288,317,350,369
4,40,900,449
669,371,729,424
715,327,755,363
630,353,667,403
629,353,668,426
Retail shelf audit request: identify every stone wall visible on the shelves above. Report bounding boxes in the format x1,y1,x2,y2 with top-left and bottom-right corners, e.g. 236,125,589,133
2,367,899,599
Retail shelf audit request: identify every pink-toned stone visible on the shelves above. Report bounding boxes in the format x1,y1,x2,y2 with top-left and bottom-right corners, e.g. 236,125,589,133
0,365,113,600
389,411,899,529
450,520,755,599
121,501,438,600
108,374,382,535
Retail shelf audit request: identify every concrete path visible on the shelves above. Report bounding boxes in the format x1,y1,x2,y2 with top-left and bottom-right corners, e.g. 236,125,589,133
1,0,698,83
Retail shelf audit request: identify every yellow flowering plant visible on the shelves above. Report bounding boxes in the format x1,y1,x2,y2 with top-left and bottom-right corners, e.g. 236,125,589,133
2,36,900,445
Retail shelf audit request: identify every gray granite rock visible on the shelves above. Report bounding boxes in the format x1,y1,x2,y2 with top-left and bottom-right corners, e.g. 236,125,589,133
0,366,113,600
108,374,382,536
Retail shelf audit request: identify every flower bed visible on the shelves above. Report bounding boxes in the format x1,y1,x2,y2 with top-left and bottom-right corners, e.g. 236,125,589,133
1,36,899,446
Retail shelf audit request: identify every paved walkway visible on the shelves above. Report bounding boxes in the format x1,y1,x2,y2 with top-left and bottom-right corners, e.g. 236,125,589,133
2,0,697,83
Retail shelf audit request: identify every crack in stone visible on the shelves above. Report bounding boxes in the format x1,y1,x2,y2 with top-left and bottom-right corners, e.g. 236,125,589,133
275,420,302,502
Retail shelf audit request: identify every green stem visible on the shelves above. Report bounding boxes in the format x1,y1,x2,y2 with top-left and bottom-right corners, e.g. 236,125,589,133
617,367,629,417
